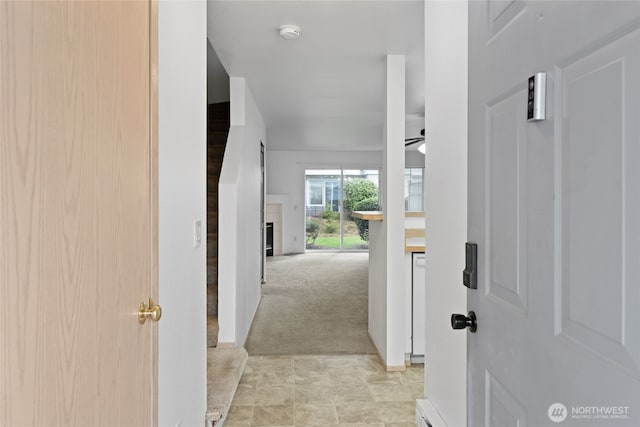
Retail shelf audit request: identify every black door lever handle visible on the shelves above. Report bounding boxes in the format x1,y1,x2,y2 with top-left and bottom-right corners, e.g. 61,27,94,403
451,311,477,333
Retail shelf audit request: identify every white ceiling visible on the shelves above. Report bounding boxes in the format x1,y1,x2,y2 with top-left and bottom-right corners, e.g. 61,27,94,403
207,0,424,151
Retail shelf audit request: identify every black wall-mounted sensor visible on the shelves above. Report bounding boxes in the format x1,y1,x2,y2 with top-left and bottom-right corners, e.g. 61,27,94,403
527,72,546,122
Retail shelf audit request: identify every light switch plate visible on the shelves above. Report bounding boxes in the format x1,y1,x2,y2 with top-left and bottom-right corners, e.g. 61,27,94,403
193,220,202,248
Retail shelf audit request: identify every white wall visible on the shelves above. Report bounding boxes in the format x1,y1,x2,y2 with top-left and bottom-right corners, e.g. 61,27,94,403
266,150,382,254
218,77,266,347
157,1,207,426
405,150,425,169
382,55,406,369
367,220,387,361
207,39,230,104
423,1,468,426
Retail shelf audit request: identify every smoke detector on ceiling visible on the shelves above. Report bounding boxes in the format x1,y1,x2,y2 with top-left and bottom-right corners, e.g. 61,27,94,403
279,25,301,40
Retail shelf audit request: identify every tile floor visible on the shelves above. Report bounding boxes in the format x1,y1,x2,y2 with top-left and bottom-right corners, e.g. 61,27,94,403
222,354,423,427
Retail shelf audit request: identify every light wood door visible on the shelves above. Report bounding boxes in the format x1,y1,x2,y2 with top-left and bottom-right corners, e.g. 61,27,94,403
1,1,158,425
468,1,640,426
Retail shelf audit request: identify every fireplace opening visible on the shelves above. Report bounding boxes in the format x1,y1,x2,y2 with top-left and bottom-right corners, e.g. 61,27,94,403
266,222,274,257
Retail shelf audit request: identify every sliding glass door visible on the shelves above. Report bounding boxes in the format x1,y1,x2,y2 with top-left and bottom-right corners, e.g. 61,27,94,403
305,168,379,251
342,169,379,250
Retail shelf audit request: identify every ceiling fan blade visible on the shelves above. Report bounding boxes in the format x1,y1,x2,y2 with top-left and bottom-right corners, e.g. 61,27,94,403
404,137,425,146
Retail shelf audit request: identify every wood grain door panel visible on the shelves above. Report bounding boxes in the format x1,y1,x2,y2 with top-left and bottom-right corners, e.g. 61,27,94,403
1,1,157,425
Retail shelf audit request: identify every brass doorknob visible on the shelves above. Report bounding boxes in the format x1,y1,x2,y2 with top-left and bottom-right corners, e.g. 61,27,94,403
139,298,162,324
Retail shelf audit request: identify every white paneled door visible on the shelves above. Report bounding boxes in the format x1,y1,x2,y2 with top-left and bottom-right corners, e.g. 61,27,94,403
467,1,640,426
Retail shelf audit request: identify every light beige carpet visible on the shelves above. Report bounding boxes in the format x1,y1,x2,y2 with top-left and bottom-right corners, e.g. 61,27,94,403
207,347,248,419
245,252,377,355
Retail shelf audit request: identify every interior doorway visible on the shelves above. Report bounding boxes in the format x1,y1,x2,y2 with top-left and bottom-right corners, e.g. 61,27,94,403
304,168,380,251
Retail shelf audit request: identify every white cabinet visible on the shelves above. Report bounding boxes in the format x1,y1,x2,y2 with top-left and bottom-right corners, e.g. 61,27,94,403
412,252,426,357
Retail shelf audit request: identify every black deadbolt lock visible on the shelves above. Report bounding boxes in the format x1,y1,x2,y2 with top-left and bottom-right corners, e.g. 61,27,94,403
463,242,477,289
451,311,477,333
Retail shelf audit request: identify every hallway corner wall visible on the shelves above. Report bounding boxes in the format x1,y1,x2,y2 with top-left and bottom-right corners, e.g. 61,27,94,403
158,0,207,426
219,77,267,347
423,1,468,426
